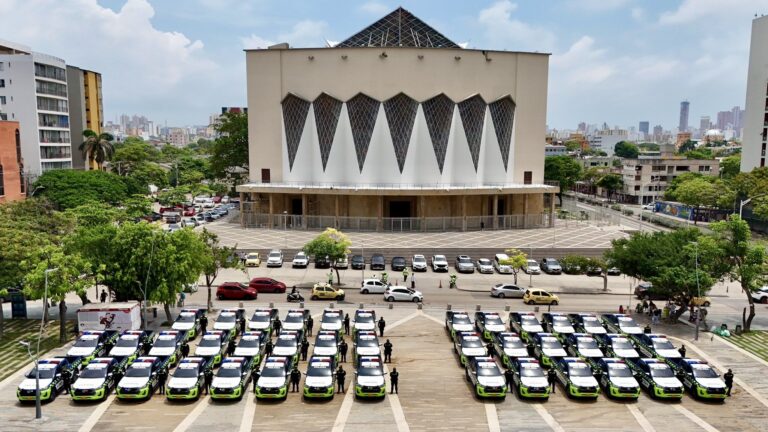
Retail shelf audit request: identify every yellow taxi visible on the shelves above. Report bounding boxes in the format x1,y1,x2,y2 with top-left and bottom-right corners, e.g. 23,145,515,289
245,252,261,267
311,283,346,301
690,296,712,307
523,289,559,305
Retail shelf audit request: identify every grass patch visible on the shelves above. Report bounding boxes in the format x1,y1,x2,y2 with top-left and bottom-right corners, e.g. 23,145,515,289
726,331,768,363
0,319,74,382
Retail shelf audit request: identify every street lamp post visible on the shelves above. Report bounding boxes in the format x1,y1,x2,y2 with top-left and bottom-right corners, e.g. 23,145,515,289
29,267,58,419
739,193,768,218
19,341,39,419
638,176,659,231
142,233,158,331
693,242,701,341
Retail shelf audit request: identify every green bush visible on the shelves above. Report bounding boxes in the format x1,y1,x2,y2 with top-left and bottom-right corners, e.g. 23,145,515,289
559,255,590,274
622,209,634,216
610,204,622,211
33,170,131,210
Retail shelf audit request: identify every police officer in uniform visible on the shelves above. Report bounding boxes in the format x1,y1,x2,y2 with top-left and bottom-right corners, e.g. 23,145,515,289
383,339,393,363
339,340,348,363
200,314,208,335
547,368,557,393
264,339,274,357
389,368,399,394
336,366,346,393
290,366,301,392
306,316,314,337
300,338,310,361
378,317,386,337
344,314,351,336
504,367,514,392
724,369,734,396
181,341,190,358
203,368,213,395
61,368,72,395
273,318,282,336
157,367,168,395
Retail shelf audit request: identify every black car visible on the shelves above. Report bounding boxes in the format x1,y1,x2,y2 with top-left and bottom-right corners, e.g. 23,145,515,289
391,256,406,271
371,254,385,270
351,255,366,270
314,255,331,269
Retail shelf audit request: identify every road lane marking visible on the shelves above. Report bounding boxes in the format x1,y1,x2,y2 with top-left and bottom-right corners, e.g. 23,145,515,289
533,404,565,432
78,394,116,432
626,405,656,432
419,311,444,326
484,403,500,432
239,391,256,432
673,405,719,432
172,395,210,432
383,363,410,432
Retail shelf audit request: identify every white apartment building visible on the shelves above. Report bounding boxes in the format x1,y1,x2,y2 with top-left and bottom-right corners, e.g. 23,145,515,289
0,39,72,175
618,155,719,205
742,15,768,172
588,129,628,156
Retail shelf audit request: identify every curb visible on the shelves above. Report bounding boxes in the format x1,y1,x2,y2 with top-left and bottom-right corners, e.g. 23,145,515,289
453,285,624,296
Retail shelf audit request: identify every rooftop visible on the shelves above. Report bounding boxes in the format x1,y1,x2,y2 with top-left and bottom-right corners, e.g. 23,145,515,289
336,7,460,49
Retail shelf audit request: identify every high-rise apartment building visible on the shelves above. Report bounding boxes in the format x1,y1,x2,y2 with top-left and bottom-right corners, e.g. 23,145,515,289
67,66,103,169
742,16,768,171
716,111,732,130
0,39,72,175
639,121,649,136
679,100,690,132
700,116,711,132
652,125,663,141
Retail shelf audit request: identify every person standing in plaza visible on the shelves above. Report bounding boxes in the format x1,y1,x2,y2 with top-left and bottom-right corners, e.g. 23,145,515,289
389,368,399,394
300,338,309,361
344,313,351,336
200,314,208,335
181,341,190,358
339,340,348,363
227,337,236,356
306,315,314,336
100,289,108,303
290,366,301,392
61,368,72,395
504,367,514,392
336,366,346,393
264,339,274,357
273,318,282,336
678,345,686,358
724,369,734,396
547,368,556,393
383,339,393,363
157,367,168,395
204,368,213,395
252,370,260,393
378,317,386,337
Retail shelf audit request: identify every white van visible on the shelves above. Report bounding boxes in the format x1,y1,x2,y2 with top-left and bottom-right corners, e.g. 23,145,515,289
494,253,513,274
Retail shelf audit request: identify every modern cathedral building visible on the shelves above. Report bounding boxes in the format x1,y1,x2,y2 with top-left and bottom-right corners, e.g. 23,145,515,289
237,8,557,231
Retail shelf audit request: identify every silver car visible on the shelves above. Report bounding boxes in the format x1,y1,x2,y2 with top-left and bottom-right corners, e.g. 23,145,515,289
475,258,494,274
491,283,526,299
412,255,428,272
455,255,475,273
523,260,541,275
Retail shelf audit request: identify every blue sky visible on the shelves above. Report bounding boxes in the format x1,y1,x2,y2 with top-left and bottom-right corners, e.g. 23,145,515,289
3,0,767,130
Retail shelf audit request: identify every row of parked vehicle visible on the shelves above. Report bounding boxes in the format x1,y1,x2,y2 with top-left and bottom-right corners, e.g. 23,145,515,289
444,310,729,401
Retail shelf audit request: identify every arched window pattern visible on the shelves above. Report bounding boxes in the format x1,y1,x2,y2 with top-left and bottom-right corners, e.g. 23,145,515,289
422,94,454,173
282,94,311,170
458,95,486,171
489,96,516,171
313,93,343,171
346,93,380,172
383,93,418,173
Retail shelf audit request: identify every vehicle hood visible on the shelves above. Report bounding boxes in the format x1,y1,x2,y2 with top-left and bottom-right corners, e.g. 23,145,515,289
214,322,236,331
293,258,308,263
619,325,643,334
522,324,544,333
321,322,342,331
150,347,176,357
314,346,338,356
267,257,281,263
653,377,683,388
479,265,494,271
173,322,194,331
548,265,562,270
356,346,381,356
195,346,221,357
19,378,53,390
542,348,567,358
354,323,375,331
478,376,506,387
610,376,640,388
522,376,549,388
504,348,529,358
283,322,304,331
73,378,105,390
461,347,487,356
257,377,285,388
272,346,297,356
248,321,270,330
212,377,241,389
570,376,598,387
579,348,604,358
452,323,474,332
168,377,198,389
305,376,332,387
357,376,384,387
119,377,149,389
109,346,137,357
413,262,427,268
552,325,574,334
585,326,607,334
696,378,726,389
67,346,96,357
614,349,639,358
234,347,260,356
485,324,506,332
655,349,681,359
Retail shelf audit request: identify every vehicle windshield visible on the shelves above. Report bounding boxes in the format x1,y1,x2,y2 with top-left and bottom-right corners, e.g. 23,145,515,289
583,317,601,327
541,340,562,349
352,256,364,263
649,366,674,378
478,259,491,265
476,363,501,376
276,337,297,348
520,366,545,378
692,367,719,379
74,338,99,348
612,339,634,350
653,340,676,350
577,340,599,350
568,365,592,377
269,253,281,259
322,314,340,323
115,338,138,348
552,317,570,326
261,365,285,378
461,338,484,348
485,316,503,325
251,313,270,322
358,365,383,376
608,365,633,377
356,313,374,323
246,254,259,259
217,315,236,323
316,337,336,348
357,337,378,348
308,363,333,376
154,338,176,348
458,257,471,263
413,257,426,263
503,338,525,349
239,338,261,348
26,367,56,379
452,315,471,324
295,253,306,259
393,258,405,264
80,367,108,379
520,317,539,326
199,337,221,348
285,314,304,323
176,314,196,323
217,367,242,378
434,256,446,262
173,367,199,378
619,318,639,327
527,260,537,266
125,367,152,378
372,256,384,263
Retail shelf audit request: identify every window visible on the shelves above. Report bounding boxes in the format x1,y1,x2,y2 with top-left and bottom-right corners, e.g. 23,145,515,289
40,146,71,159
261,168,271,183
0,164,4,196
383,93,418,173
41,161,72,172
489,96,516,171
35,80,67,97
524,171,532,185
346,93,380,172
34,63,66,81
38,113,69,128
0,96,5,105
422,94,454,173
0,113,6,121
281,94,310,170
313,93,343,171
39,130,70,143
458,95,486,171
0,62,4,71
0,79,5,88
37,97,68,113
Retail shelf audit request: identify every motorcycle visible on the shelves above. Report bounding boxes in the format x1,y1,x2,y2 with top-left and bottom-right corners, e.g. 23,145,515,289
287,292,304,302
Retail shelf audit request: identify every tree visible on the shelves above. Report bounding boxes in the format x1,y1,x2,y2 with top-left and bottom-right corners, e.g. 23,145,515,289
111,139,161,176
33,170,131,210
614,141,639,158
682,148,714,160
23,245,92,342
200,229,241,310
80,129,115,170
157,189,188,207
709,216,767,331
720,155,741,180
675,178,718,224
129,163,169,191
564,140,581,152
596,173,624,201
502,248,528,284
210,112,249,181
582,167,605,196
544,156,582,205
678,139,697,153
303,228,352,285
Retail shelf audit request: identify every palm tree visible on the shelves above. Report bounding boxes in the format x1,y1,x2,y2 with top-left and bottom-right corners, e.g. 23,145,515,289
79,129,115,170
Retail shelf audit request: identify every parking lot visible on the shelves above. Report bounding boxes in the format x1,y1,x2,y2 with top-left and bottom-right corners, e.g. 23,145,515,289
3,298,768,432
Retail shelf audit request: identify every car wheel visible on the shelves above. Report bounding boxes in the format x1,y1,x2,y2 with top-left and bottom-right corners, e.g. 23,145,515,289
311,295,318,300
412,297,419,303
703,301,711,307
498,293,505,299
387,297,395,302
551,300,559,306
762,297,768,304
361,289,369,294
643,295,650,301
217,294,225,300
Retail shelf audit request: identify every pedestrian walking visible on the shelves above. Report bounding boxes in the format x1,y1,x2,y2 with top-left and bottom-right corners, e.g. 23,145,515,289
307,316,314,337
504,367,514,392
648,301,656,317
300,338,309,361
61,368,72,395
336,366,346,393
200,314,208,334
344,313,351,336
328,271,334,285
668,303,677,322
158,368,168,394
411,272,415,289
383,339,393,363
228,338,237,356
643,324,652,334
181,341,190,358
653,308,661,325
339,340,348,363
100,289,108,303
179,292,186,307
678,345,686,358
618,305,624,314
378,317,386,337
724,369,734,396
204,369,213,395
273,318,282,335
700,308,709,330
641,300,649,315
290,367,301,392
252,370,260,393
264,340,274,357
547,368,556,393
389,368,399,394
402,269,408,283
239,316,246,335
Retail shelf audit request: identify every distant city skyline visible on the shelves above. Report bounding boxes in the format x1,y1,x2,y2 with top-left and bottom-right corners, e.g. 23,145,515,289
3,0,766,127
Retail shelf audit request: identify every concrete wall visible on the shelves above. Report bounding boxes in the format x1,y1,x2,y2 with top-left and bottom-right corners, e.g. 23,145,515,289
67,65,86,169
742,15,768,172
0,120,25,202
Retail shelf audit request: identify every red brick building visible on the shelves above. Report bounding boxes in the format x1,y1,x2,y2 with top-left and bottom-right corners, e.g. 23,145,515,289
0,121,26,202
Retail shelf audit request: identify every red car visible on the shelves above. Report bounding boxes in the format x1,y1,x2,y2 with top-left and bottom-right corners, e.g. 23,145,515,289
216,282,258,300
183,207,195,216
248,277,287,293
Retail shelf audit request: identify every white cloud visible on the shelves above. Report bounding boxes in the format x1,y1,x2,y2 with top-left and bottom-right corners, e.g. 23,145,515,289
660,0,768,25
566,0,630,12
242,19,328,49
1,0,222,123
241,35,276,49
359,1,390,15
477,1,556,52
631,7,645,21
